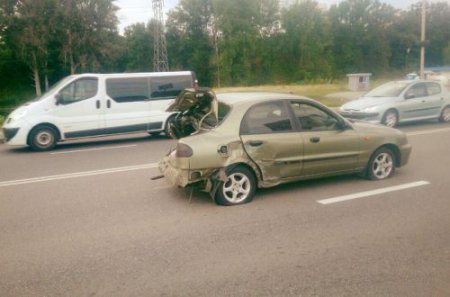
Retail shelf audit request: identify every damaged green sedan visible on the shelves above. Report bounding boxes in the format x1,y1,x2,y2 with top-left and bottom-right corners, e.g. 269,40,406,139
157,88,412,206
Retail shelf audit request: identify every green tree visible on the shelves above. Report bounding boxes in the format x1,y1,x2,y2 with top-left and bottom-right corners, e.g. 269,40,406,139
166,0,215,86
329,0,396,75
123,22,154,72
280,0,333,81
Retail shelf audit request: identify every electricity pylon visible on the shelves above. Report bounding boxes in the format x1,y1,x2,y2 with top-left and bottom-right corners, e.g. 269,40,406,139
152,0,169,72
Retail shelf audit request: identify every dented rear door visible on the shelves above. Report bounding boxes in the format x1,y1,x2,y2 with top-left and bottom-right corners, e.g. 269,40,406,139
239,101,304,181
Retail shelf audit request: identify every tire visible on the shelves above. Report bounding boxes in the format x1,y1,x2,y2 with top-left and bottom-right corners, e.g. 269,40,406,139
164,114,177,138
29,126,58,151
214,166,256,206
382,109,398,128
439,106,450,123
366,147,396,180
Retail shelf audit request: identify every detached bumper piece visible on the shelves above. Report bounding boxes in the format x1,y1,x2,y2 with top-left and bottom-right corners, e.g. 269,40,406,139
158,157,190,187
3,128,20,142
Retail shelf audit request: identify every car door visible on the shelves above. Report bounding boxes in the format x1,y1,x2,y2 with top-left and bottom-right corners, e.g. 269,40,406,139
424,82,445,117
52,77,103,138
289,101,360,177
400,82,437,120
240,100,304,181
104,77,157,132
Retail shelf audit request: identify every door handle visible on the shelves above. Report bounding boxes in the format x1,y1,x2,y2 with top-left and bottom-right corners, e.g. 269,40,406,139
248,140,264,147
107,100,111,108
310,137,320,143
96,100,100,109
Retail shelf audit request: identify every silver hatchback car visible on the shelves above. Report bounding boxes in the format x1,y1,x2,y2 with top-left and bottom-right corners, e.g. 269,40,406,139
339,80,450,127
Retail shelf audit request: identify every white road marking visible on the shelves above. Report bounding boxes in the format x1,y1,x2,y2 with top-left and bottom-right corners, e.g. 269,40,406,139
406,127,450,136
0,163,158,188
50,144,137,155
317,181,430,205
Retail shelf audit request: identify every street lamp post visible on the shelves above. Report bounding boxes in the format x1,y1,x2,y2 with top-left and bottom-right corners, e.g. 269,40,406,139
420,0,426,79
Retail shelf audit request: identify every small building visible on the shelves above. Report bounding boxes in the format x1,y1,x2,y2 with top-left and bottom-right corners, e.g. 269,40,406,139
346,73,372,91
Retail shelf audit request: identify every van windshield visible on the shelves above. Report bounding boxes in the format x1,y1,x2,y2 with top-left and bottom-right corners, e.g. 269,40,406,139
34,76,75,101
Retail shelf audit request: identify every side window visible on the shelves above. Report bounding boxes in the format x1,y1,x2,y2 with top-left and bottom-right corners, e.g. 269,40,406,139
60,78,98,104
241,101,293,135
106,78,150,103
290,102,339,131
150,76,193,100
426,82,441,96
405,83,427,98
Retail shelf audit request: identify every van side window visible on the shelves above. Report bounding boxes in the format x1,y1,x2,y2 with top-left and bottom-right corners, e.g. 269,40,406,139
106,78,150,103
150,76,193,100
60,78,98,104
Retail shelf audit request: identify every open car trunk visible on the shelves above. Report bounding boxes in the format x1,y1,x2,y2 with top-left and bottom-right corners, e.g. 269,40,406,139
166,88,219,139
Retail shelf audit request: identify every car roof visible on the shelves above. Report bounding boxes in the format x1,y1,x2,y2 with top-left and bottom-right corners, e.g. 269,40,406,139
216,92,309,105
67,71,194,79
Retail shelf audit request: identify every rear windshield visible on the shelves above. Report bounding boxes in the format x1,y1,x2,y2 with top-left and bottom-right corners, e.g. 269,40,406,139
218,102,231,124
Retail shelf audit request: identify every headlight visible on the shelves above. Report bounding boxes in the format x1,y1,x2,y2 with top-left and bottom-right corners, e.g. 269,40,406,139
8,109,28,123
362,106,378,113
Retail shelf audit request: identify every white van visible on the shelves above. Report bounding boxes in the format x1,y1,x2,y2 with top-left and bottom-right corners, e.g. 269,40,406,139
2,71,197,150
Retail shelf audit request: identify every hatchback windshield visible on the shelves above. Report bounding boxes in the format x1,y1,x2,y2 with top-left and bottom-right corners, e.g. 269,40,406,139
365,81,411,97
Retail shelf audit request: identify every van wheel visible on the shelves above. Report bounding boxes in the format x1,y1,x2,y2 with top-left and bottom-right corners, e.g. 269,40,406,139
214,166,256,206
29,126,58,151
164,114,177,138
382,110,398,127
439,106,450,123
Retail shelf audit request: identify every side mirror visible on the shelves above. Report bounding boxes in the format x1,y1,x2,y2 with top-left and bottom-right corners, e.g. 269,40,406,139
336,119,349,130
55,93,63,105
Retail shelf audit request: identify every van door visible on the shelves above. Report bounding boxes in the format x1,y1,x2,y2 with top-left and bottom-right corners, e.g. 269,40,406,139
103,77,157,133
52,77,104,139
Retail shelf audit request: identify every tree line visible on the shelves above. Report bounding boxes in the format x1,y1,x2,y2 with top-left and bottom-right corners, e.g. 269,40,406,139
0,0,449,107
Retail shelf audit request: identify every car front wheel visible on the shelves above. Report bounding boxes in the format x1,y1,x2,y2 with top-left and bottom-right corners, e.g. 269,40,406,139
382,110,398,127
29,126,58,151
366,147,396,180
439,106,450,123
214,166,256,206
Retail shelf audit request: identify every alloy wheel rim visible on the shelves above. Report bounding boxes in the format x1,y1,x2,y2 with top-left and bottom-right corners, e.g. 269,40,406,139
372,152,393,179
443,108,450,122
385,113,397,127
36,131,53,147
222,173,251,203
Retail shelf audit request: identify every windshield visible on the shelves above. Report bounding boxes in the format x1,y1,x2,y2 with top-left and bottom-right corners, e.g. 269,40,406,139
34,75,75,101
365,81,411,97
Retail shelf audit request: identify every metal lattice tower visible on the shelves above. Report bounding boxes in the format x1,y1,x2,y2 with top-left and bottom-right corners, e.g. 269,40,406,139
152,0,169,72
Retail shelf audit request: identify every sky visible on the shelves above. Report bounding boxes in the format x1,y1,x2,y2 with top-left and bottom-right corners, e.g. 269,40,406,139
115,0,421,33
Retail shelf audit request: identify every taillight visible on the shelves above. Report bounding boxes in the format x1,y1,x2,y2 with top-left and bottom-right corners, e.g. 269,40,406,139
193,79,199,89
176,143,193,157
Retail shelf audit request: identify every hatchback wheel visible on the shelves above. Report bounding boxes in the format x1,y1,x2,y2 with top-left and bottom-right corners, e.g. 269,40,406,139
367,147,395,180
215,166,256,206
382,110,398,127
439,106,450,123
29,126,58,151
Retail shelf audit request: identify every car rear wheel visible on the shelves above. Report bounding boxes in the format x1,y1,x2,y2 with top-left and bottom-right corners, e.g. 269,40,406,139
382,110,398,127
214,166,256,206
29,126,58,151
366,147,396,180
439,106,450,123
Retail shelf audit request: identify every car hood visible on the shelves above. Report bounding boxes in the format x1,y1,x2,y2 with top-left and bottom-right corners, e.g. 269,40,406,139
341,96,398,111
166,88,219,139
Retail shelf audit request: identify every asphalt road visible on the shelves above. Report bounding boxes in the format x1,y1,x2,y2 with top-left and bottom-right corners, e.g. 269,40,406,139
1,121,450,297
